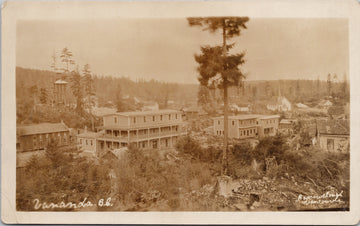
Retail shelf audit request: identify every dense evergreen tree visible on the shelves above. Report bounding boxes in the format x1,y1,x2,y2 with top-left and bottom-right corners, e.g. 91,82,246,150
188,17,249,175
70,69,84,114
60,47,75,73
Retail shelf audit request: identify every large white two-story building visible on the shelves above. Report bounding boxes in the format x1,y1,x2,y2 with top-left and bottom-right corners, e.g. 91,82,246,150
94,110,186,155
213,114,280,139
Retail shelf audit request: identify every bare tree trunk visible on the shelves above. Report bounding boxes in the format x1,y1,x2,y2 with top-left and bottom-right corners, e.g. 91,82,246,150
89,96,95,131
223,80,229,175
222,19,229,175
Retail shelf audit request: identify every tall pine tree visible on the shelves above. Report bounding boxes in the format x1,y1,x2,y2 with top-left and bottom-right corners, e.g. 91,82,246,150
188,17,249,175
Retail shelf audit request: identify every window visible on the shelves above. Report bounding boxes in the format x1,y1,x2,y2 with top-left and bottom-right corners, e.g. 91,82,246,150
133,117,136,123
232,121,235,126
160,115,163,121
114,117,117,123
175,114,178,119
240,130,243,136
153,116,155,121
80,139,82,145
39,135,43,146
91,140,93,146
86,140,88,145
247,130,249,136
63,133,67,143
327,139,334,151
218,120,220,125
144,116,146,122
169,114,171,120
33,136,37,147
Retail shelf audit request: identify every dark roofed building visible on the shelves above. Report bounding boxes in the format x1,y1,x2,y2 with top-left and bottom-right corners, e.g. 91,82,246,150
182,107,201,120
17,122,70,152
316,120,350,152
279,119,298,135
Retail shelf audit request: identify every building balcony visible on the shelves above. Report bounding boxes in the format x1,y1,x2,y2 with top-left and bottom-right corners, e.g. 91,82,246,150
98,134,128,142
101,122,184,131
99,129,186,142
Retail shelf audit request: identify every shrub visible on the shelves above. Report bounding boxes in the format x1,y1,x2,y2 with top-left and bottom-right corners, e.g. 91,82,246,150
17,145,111,211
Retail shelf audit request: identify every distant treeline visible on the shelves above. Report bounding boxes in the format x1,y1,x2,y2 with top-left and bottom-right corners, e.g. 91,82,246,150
16,67,198,109
235,78,347,100
17,67,349,111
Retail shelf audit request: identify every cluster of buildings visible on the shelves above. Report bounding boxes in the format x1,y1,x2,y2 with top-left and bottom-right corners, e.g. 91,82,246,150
16,109,187,164
16,104,350,167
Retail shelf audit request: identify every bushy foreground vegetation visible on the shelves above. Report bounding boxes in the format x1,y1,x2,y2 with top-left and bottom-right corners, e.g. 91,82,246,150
17,142,111,211
18,141,219,211
17,135,349,211
175,135,349,209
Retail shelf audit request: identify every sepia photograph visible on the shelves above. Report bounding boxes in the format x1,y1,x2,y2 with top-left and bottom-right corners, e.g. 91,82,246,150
2,0,360,224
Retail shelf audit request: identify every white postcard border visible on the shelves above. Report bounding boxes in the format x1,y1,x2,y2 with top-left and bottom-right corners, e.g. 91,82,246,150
2,0,360,224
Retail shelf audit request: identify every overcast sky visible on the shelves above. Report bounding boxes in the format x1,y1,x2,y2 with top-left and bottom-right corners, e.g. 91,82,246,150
16,18,348,83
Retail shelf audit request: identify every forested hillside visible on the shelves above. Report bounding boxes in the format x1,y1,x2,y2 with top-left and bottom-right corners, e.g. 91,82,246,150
16,67,199,108
16,66,349,126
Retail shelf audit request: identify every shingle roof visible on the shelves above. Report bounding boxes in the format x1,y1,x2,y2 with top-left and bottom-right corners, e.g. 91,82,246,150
214,114,279,120
182,107,201,113
17,123,69,136
104,109,181,117
214,114,261,120
259,115,280,120
317,120,349,135
76,132,101,139
54,79,68,84
280,119,292,124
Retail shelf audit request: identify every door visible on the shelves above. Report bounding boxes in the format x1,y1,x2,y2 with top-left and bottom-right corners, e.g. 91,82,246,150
153,140,158,149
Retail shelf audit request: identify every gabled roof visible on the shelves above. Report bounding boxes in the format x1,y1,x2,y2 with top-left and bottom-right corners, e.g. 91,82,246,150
102,147,128,160
267,96,290,106
182,107,201,113
17,123,69,136
319,100,333,106
317,119,349,135
296,103,309,108
54,79,68,84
